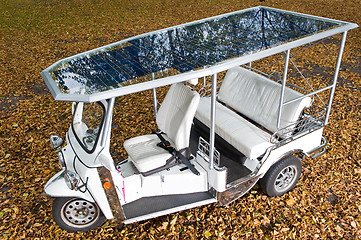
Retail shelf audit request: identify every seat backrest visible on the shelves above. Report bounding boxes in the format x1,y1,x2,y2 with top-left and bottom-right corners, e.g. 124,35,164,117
218,67,311,134
156,83,200,150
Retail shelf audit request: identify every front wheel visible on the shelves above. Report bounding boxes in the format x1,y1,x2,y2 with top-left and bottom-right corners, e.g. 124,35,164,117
259,155,302,197
52,197,106,232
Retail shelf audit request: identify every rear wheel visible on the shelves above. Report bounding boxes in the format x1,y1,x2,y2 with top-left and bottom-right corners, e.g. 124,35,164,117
260,155,302,197
52,197,106,232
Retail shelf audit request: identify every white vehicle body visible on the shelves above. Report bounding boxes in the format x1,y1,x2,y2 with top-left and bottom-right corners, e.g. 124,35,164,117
41,6,357,232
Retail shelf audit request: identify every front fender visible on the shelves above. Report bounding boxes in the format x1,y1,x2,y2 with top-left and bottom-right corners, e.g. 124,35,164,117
44,170,93,203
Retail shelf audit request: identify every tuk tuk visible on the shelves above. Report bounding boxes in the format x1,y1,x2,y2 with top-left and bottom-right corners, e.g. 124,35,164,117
41,6,358,232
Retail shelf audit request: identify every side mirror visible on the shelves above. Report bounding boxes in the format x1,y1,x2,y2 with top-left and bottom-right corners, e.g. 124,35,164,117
50,134,64,149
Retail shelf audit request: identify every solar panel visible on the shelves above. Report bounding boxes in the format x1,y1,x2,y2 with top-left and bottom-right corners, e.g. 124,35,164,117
42,6,357,102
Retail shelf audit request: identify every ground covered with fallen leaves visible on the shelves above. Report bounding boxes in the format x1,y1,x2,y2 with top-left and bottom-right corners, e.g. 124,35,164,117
0,0,360,239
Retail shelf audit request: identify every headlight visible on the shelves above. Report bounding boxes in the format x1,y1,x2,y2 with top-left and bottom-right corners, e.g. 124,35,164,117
50,134,63,149
58,151,66,170
64,171,80,190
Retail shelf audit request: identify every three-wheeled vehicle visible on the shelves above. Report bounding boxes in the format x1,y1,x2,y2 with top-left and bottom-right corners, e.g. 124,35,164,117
41,6,357,232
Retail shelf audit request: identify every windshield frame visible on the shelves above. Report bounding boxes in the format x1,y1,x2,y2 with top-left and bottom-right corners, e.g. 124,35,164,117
71,101,106,154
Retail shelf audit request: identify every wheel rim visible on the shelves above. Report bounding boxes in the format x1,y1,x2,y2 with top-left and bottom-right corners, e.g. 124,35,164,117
60,198,100,228
274,165,298,193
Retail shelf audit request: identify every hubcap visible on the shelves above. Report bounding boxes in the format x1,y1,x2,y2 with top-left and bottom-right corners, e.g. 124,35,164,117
61,199,99,227
274,165,298,192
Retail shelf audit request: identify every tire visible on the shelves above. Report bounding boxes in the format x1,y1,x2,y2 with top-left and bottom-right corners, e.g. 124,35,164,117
260,155,302,197
52,197,106,232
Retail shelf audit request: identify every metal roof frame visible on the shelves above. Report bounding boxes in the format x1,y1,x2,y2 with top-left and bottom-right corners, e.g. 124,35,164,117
41,6,358,102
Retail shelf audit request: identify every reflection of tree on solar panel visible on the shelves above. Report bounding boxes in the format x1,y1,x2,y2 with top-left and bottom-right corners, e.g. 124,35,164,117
44,7,342,100
41,6,357,232
136,31,174,72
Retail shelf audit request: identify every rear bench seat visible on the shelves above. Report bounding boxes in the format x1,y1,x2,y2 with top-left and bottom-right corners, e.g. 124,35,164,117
195,67,311,160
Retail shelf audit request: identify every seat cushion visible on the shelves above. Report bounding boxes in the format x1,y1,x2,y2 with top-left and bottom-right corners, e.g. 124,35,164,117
124,83,200,174
124,134,174,173
196,97,273,159
218,67,311,134
156,83,200,150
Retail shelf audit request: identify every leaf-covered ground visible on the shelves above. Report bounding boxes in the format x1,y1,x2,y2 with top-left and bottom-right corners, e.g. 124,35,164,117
0,0,360,239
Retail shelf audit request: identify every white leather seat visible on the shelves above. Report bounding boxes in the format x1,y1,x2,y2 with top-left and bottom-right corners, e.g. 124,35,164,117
196,97,273,160
195,67,311,160
217,67,311,135
124,83,200,174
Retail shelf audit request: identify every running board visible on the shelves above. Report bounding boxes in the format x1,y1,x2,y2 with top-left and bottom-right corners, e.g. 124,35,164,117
123,192,217,224
218,175,260,206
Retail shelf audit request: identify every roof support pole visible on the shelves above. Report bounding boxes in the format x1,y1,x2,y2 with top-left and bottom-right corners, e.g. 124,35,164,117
325,31,348,124
209,73,217,169
101,98,115,147
152,73,158,118
277,49,291,129
152,88,157,118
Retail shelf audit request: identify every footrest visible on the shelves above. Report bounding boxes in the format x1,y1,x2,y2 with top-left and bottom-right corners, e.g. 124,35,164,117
308,136,327,159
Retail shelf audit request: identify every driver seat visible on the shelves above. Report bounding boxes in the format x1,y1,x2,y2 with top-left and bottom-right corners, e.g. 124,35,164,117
124,83,200,176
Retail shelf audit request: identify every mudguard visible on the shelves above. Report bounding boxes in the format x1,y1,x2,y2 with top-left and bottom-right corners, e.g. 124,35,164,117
44,170,94,203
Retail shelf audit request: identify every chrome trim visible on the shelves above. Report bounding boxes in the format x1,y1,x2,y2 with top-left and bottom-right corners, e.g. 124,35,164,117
308,136,327,159
58,150,66,170
100,98,115,147
50,134,63,149
218,174,260,206
325,31,348,124
226,173,258,189
64,171,80,190
152,87,158,118
266,126,324,157
198,136,220,166
209,73,217,169
277,49,290,129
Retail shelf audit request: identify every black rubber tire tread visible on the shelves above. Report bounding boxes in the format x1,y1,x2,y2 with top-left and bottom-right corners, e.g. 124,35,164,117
52,197,106,233
259,155,302,197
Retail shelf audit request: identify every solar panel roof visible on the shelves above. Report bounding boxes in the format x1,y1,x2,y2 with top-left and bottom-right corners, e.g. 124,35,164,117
41,6,357,102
